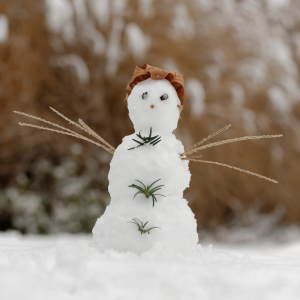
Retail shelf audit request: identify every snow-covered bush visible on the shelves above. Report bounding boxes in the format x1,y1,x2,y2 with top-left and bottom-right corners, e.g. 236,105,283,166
1,0,300,234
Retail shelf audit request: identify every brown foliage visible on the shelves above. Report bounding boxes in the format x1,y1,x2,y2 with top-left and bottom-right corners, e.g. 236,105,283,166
1,0,300,233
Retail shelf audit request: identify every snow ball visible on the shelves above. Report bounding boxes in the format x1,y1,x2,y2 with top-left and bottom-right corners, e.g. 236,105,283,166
127,78,181,134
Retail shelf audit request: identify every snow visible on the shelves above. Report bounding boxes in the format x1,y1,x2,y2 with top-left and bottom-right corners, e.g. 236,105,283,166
45,0,75,43
52,54,90,84
93,78,198,254
90,0,110,26
1,231,300,300
0,14,8,43
186,78,206,118
105,17,124,77
268,85,291,115
125,23,150,59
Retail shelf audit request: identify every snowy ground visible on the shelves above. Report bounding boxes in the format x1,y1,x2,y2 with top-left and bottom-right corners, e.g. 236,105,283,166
0,231,300,300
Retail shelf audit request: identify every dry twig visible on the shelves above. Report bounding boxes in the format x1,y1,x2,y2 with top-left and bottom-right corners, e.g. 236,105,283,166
182,124,231,156
78,119,115,151
50,107,115,151
18,123,114,154
183,157,278,183
14,108,115,154
184,134,282,156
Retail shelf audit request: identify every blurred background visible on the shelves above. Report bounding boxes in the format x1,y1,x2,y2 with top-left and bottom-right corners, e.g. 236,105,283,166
1,0,300,243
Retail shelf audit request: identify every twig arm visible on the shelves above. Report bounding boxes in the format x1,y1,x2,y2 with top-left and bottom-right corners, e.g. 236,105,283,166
182,124,231,156
184,134,283,156
183,157,278,183
18,123,114,154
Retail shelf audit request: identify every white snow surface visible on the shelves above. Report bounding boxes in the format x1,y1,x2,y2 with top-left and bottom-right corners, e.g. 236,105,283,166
1,232,300,300
93,78,198,254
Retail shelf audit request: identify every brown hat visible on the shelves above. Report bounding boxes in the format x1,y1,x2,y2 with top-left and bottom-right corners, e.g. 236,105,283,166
125,64,185,113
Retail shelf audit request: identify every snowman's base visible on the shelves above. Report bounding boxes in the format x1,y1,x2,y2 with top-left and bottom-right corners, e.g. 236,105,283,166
92,196,199,255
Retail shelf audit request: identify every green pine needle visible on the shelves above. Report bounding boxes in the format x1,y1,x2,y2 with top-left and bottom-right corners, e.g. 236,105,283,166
128,179,166,207
128,127,161,150
127,218,161,235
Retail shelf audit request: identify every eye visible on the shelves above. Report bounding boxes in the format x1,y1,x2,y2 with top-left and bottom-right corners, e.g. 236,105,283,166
160,94,168,101
142,92,148,99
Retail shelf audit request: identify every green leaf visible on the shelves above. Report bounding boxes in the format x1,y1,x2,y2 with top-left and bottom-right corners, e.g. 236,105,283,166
148,179,161,190
132,139,144,145
135,180,147,189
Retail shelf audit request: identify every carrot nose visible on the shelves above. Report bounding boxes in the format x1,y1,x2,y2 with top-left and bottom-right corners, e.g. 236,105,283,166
150,105,155,109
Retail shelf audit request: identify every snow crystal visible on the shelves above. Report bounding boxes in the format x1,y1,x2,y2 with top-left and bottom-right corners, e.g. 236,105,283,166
0,14,8,43
186,78,206,118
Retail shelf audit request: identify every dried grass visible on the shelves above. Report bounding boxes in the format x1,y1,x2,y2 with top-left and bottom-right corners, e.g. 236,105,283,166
184,134,283,156
183,158,278,184
182,125,282,183
2,0,300,232
182,124,232,156
15,109,115,154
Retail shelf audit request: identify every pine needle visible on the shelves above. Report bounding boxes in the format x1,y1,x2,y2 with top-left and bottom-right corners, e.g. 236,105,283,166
18,123,114,154
182,124,231,156
78,119,115,151
184,134,283,156
183,158,278,183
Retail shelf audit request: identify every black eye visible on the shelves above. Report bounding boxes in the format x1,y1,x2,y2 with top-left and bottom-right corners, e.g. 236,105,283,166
160,94,168,100
142,92,148,99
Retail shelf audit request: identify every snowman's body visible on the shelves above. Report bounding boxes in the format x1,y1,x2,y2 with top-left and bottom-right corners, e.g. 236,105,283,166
93,78,198,255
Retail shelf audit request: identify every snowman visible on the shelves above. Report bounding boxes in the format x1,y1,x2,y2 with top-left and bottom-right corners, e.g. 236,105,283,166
15,64,280,255
92,64,199,255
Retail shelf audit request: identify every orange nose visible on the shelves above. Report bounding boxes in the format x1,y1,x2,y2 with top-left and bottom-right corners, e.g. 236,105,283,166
150,105,155,109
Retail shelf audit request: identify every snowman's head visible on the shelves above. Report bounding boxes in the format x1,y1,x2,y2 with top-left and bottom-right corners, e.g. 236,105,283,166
125,64,185,134
127,78,182,134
